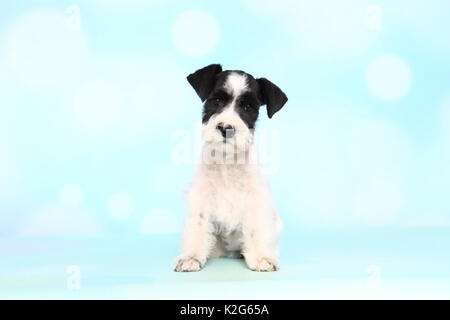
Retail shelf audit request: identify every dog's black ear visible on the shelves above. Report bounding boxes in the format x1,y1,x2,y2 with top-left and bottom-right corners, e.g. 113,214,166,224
257,78,288,119
187,64,222,101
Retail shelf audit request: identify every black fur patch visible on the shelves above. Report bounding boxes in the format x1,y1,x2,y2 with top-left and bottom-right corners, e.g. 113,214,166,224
187,65,288,128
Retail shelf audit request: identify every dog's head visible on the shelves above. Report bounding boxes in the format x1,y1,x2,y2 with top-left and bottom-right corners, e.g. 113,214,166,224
187,64,288,155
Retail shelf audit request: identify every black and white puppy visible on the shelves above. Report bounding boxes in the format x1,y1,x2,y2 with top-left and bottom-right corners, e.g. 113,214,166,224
174,64,288,272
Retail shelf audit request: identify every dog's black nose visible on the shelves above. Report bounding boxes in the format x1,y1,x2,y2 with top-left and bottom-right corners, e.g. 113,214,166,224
216,122,235,139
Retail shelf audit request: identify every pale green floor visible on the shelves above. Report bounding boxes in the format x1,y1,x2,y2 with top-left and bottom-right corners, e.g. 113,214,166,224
1,228,450,299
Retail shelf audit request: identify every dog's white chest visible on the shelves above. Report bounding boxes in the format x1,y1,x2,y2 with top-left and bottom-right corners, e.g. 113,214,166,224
207,164,250,230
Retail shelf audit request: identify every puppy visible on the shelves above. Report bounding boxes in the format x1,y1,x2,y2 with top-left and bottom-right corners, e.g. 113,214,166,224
174,64,288,272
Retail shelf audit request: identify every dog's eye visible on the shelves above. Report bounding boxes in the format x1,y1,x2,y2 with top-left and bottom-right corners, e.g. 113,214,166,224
213,98,221,106
244,104,254,112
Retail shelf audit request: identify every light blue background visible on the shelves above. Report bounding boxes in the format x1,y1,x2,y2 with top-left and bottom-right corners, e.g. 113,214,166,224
1,0,450,299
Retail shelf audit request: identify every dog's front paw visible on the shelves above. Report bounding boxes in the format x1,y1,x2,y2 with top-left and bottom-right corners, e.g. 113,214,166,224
245,255,279,272
174,255,203,272
254,258,279,272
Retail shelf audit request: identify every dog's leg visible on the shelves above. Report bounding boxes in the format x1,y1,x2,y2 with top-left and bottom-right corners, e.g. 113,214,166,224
174,209,215,272
241,198,281,272
242,229,280,272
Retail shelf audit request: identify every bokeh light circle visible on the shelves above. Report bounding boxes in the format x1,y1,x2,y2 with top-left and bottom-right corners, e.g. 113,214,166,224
365,54,412,101
3,9,87,87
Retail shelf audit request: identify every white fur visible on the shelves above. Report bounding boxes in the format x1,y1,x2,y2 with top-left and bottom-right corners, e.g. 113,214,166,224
174,73,282,272
201,104,251,157
224,72,248,96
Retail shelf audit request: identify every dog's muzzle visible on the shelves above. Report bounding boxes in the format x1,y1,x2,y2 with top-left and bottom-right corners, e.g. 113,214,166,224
216,122,235,140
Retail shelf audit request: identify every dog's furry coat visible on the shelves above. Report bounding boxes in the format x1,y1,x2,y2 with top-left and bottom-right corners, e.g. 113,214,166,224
174,64,287,272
